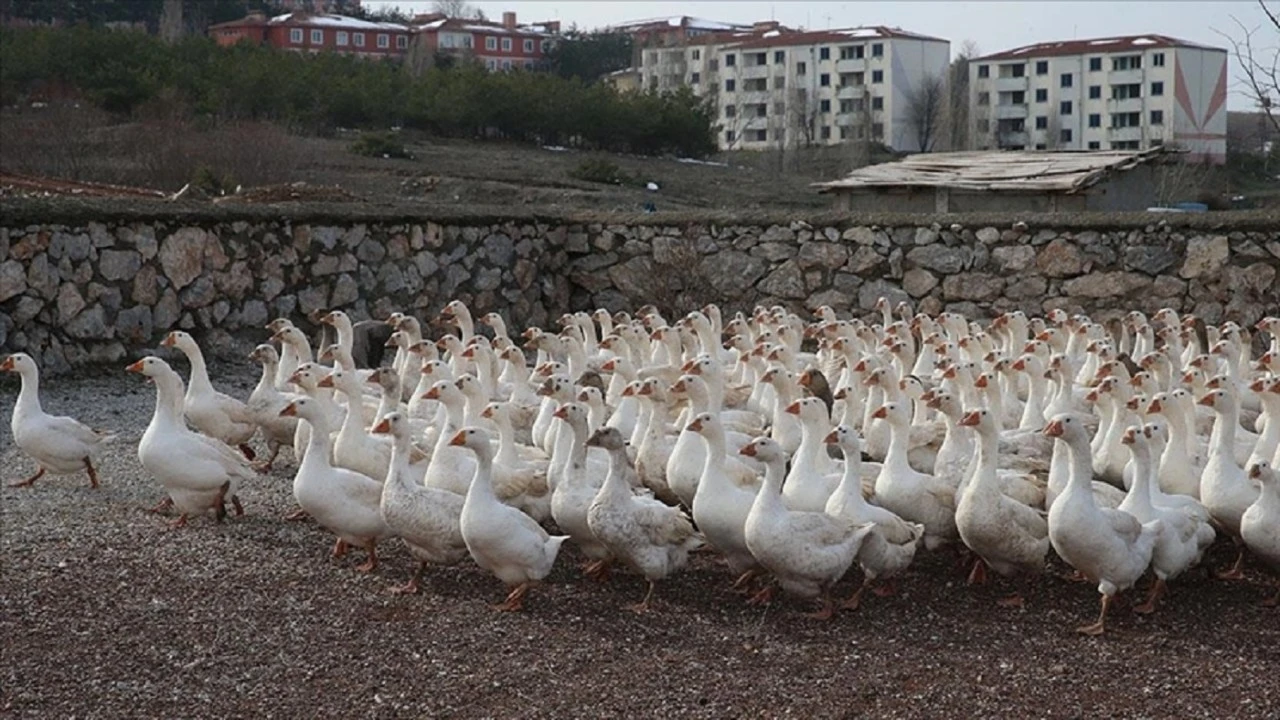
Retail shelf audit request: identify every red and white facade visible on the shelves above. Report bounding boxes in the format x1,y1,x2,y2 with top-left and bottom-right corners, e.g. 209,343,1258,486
209,11,411,59
970,35,1228,164
412,12,559,72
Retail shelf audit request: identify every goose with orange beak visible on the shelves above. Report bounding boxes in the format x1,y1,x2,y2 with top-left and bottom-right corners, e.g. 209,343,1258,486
129,356,255,529
4,353,115,490
1241,461,1280,607
451,426,569,611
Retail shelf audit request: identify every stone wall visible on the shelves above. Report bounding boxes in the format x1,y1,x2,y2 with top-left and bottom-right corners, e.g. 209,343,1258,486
1,198,1276,373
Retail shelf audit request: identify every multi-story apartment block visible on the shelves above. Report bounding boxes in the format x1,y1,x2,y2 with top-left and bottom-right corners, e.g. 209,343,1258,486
969,35,1227,163
413,12,559,71
614,18,950,152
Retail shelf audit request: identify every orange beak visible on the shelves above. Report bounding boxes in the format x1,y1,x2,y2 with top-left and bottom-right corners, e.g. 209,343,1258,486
1085,390,1099,403
959,411,980,427
1197,394,1214,407
1043,420,1064,437
833,388,848,400
621,385,636,398
974,375,988,389
1249,379,1266,392
872,406,888,420
125,359,144,373
785,401,802,415
638,384,653,397
823,430,839,444
680,359,695,372
160,333,176,347
687,418,704,433
1121,428,1136,445
448,430,466,446
423,387,440,400
1249,464,1264,480
317,375,335,388
601,359,617,372
739,443,758,457
553,406,569,420
371,418,391,434
1012,359,1026,371
797,372,812,387
461,347,475,358
366,373,382,386
280,402,298,417
1148,399,1163,413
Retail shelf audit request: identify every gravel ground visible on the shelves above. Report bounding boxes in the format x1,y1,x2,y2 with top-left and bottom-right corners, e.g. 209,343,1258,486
3,364,1278,719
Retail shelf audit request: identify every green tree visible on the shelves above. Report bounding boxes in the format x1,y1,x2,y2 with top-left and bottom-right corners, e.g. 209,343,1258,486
548,28,632,83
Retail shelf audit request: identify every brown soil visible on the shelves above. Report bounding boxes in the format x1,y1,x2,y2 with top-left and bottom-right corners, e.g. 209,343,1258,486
2,366,1278,719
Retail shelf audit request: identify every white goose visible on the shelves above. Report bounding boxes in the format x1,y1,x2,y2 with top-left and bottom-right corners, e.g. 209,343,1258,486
872,401,957,550
4,353,114,489
1198,388,1260,580
688,413,763,589
246,344,298,471
1241,462,1280,607
742,436,874,619
451,426,569,611
161,331,258,459
1044,412,1162,635
372,412,467,594
128,357,254,528
585,427,702,612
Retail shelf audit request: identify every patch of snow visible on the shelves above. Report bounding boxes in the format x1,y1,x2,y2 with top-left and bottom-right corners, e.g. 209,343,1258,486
1131,37,1157,45
542,145,570,152
1088,38,1120,45
272,13,407,31
646,182,660,191
839,28,883,38
676,157,729,167
764,30,781,37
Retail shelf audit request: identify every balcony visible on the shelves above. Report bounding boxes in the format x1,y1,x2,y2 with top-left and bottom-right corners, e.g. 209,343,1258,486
995,76,1029,92
834,57,868,73
836,85,866,99
1107,125,1144,141
1106,97,1144,114
1107,68,1144,85
738,64,770,79
995,104,1029,119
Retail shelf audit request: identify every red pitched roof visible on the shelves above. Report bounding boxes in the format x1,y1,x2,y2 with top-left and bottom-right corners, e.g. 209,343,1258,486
724,26,946,51
975,34,1223,62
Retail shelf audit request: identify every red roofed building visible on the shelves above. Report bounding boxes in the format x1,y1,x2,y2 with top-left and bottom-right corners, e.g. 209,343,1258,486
209,11,412,58
969,35,1227,164
411,11,560,72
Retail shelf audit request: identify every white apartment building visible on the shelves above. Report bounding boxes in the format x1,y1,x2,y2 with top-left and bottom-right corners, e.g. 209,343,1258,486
626,22,950,152
969,35,1228,164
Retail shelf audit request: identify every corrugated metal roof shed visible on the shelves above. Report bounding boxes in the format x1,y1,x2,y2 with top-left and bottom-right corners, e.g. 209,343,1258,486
814,149,1171,194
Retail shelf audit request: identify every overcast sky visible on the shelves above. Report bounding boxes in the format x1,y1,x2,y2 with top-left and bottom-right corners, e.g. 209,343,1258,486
370,1,1272,109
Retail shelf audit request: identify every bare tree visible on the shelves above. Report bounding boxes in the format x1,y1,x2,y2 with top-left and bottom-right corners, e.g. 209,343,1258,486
903,73,945,152
432,0,485,20
788,87,818,148
1216,0,1280,133
946,40,979,150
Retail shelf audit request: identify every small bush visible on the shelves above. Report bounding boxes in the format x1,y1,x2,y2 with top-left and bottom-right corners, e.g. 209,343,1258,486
350,131,411,159
569,158,627,185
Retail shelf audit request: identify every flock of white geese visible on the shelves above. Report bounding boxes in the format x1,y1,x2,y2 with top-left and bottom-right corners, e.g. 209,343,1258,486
5,299,1280,634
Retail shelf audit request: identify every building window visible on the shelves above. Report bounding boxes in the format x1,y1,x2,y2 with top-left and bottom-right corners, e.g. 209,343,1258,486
1150,139,1164,147
1112,55,1142,71
377,33,389,48
978,91,990,106
524,39,534,53
502,59,512,70
820,47,830,60
1089,57,1102,71
820,73,830,87
1111,111,1141,128
1035,60,1048,75
871,122,884,139
1152,52,1165,67
1088,85,1101,99
502,38,512,52
1035,143,1047,149
1150,81,1164,96
820,99,831,112
725,53,736,67
839,99,855,113
725,79,735,92
1111,83,1141,100
774,50,785,64
1035,88,1048,103
396,35,407,49
839,45,864,60
1060,73,1072,88
1060,128,1072,143
871,69,883,83
755,104,767,117
486,36,497,50
724,105,736,117
754,129,767,142
1088,113,1101,127
725,130,736,143
1035,116,1048,129
1150,109,1164,125
290,28,303,44
486,58,497,70
354,32,365,47
871,96,883,110
524,60,533,70
336,31,348,46
796,61,806,75
774,76,785,89
310,29,323,44
1088,141,1101,149
691,72,700,84
1059,100,1072,115
871,43,883,57
821,125,831,139
691,49,701,60
977,64,989,78
1111,140,1141,149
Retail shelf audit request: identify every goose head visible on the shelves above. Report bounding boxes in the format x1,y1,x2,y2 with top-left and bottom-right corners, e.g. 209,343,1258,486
265,317,294,334
739,435,786,464
1,353,36,375
248,344,280,366
159,330,197,352
552,401,590,432
871,401,910,426
785,396,829,424
1042,412,1092,442
370,366,400,393
958,407,998,434
585,426,627,451
823,424,862,457
370,411,411,441
1248,461,1275,488
422,378,465,408
448,426,492,454
125,355,175,380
